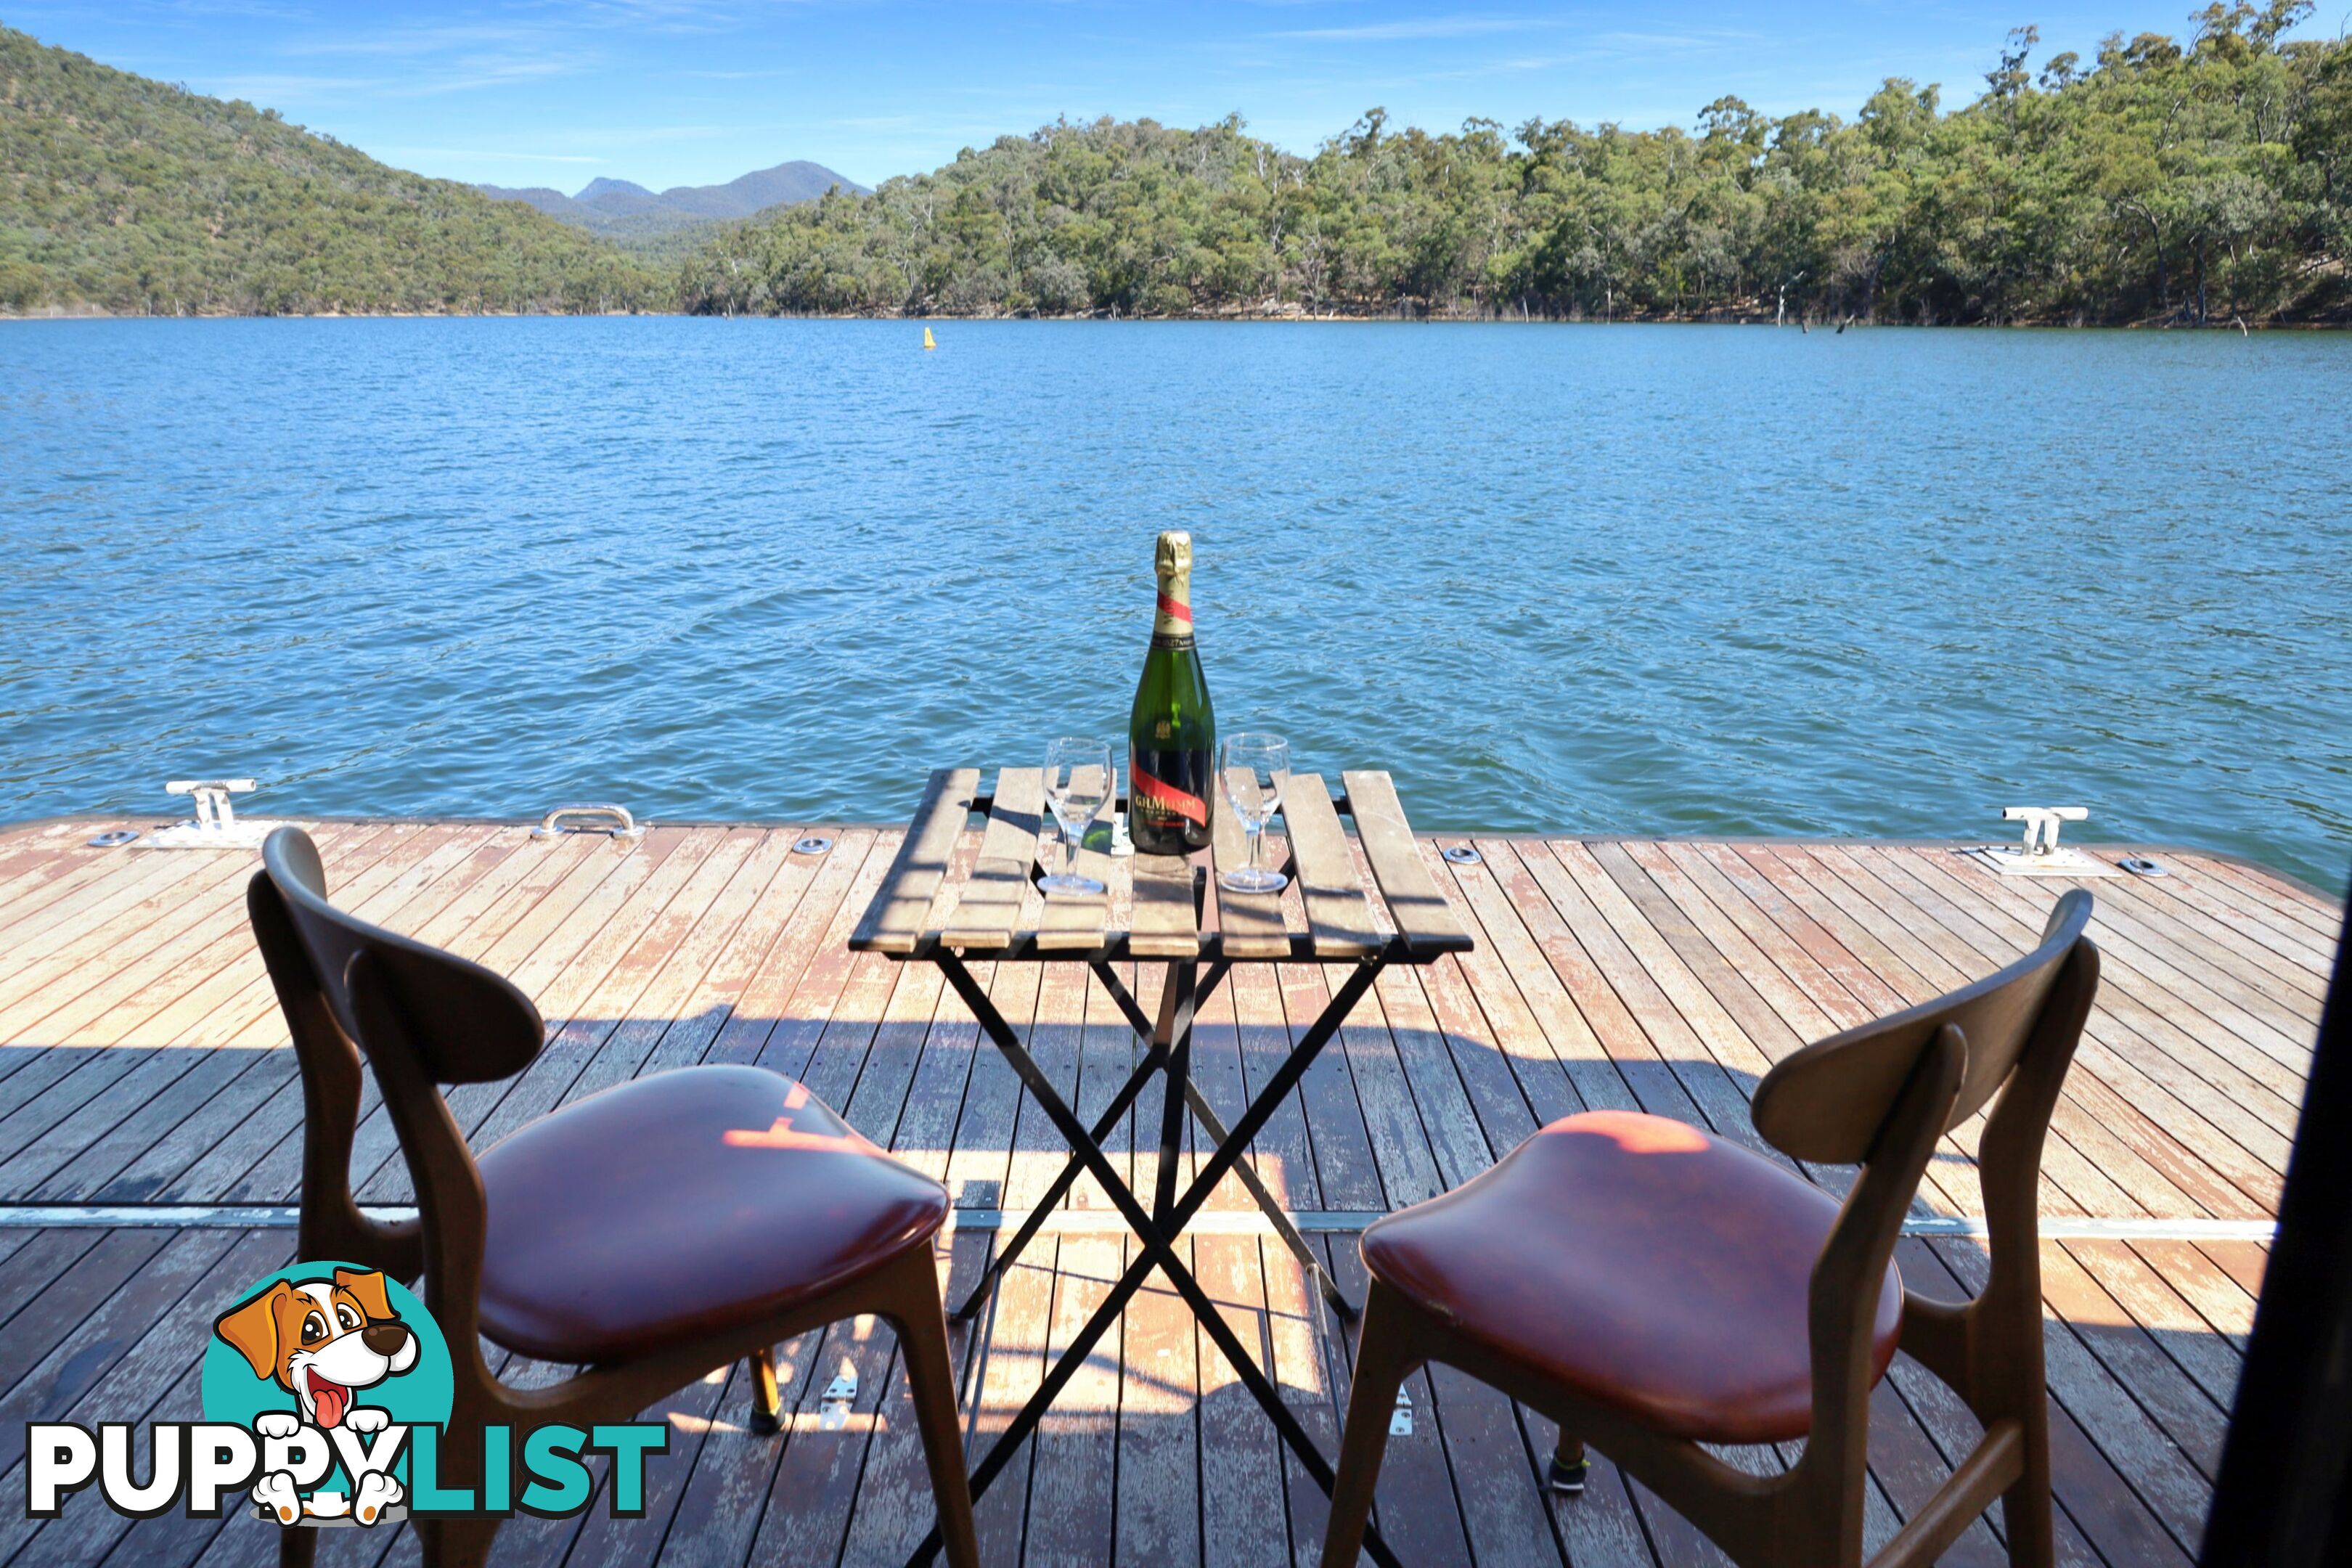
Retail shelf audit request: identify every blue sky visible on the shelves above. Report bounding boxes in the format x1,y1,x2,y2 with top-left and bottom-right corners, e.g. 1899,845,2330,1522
7,3,2336,192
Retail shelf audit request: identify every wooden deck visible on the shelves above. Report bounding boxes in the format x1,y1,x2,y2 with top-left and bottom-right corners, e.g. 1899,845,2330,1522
0,813,2337,1568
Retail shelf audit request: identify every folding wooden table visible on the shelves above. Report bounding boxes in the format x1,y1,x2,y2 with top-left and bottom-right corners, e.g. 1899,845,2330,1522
852,767,1471,1568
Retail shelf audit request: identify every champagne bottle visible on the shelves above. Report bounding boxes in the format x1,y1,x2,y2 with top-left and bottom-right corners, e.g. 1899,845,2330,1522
1127,531,1216,856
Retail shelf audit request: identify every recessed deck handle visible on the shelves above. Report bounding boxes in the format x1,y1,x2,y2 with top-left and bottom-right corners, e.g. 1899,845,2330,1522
530,804,646,841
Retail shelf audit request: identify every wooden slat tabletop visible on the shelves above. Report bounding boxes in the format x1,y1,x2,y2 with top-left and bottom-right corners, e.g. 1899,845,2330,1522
1344,769,1473,957
1278,775,1384,959
852,768,980,955
850,767,1472,963
1127,853,1201,959
941,767,1045,950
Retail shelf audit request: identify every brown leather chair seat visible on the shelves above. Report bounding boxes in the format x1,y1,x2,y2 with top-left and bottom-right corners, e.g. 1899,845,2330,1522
1360,1109,1902,1445
475,1065,950,1364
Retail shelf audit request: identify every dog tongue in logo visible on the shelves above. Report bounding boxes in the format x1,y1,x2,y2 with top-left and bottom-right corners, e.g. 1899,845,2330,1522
308,1369,349,1429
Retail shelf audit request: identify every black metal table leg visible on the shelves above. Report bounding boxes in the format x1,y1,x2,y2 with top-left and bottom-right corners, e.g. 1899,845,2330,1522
1164,959,1386,1241
1097,955,1354,1316
1090,956,1231,1043
907,952,1401,1568
950,1034,1167,1320
1180,1079,1357,1320
949,957,1230,1320
1151,961,1196,1223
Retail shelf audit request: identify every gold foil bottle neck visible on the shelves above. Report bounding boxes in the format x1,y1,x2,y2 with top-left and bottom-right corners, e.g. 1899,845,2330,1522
1156,531,1192,586
1152,531,1195,637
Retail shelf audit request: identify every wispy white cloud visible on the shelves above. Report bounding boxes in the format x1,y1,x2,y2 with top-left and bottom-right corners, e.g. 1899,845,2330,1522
205,73,385,99
584,122,736,144
146,0,314,19
1277,16,1551,43
556,0,764,36
391,57,586,97
1400,26,1765,83
276,24,541,57
384,147,605,164
216,57,587,101
1591,29,1761,54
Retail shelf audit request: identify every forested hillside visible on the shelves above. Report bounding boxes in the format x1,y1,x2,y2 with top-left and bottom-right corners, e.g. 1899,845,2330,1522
7,5,2346,324
0,26,661,315
681,2,2351,325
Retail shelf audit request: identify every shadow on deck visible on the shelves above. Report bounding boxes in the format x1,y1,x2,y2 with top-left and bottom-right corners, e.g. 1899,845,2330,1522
0,1036,2258,1568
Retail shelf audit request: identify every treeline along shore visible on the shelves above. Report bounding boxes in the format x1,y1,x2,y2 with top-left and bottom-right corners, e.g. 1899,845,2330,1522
6,4,2350,325
684,4,2350,327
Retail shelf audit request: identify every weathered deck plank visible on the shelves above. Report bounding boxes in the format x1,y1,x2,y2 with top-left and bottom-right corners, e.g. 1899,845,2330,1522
0,815,2334,1567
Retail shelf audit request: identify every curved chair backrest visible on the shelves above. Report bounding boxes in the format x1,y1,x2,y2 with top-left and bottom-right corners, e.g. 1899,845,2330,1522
1751,889,2095,1166
1745,886,2099,1554
261,827,543,1085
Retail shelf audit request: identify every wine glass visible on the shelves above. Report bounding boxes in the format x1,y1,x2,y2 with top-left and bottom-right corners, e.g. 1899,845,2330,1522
1217,732,1290,894
1040,738,1114,897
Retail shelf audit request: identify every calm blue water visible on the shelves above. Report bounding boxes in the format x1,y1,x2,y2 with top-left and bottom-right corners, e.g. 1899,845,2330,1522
1,319,2347,893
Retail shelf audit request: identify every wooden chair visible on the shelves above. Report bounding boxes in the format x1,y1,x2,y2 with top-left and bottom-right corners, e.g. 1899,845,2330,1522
1321,889,2099,1568
248,827,979,1568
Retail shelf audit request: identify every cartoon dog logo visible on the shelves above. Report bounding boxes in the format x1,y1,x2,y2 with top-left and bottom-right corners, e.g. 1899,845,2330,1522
214,1267,417,1524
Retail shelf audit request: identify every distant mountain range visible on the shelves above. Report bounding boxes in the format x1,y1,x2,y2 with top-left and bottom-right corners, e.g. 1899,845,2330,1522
478,161,867,246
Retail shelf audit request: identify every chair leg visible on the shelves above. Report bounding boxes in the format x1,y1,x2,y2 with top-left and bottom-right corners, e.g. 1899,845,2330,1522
1320,1282,1416,1568
889,1251,981,1568
276,1523,319,1568
416,1514,503,1568
1547,1432,1590,1495
748,1345,783,1435
1999,1405,2057,1568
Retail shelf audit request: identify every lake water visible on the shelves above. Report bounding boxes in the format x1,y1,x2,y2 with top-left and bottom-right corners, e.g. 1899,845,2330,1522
1,319,2347,894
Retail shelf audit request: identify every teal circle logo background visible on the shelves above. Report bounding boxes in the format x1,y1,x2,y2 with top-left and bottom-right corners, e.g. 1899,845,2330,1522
200,1262,454,1483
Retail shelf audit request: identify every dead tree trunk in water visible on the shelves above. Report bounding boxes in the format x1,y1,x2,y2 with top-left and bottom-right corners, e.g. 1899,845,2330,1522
1776,269,1806,327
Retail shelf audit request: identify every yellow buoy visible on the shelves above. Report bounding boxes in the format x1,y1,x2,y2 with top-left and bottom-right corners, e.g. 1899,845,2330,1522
922,327,936,351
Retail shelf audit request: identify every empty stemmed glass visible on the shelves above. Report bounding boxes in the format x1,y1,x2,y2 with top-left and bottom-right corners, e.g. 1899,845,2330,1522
1217,732,1290,894
1040,738,1114,897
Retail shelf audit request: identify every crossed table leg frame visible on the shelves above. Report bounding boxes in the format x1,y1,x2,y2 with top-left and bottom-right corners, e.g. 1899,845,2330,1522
905,947,1406,1568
